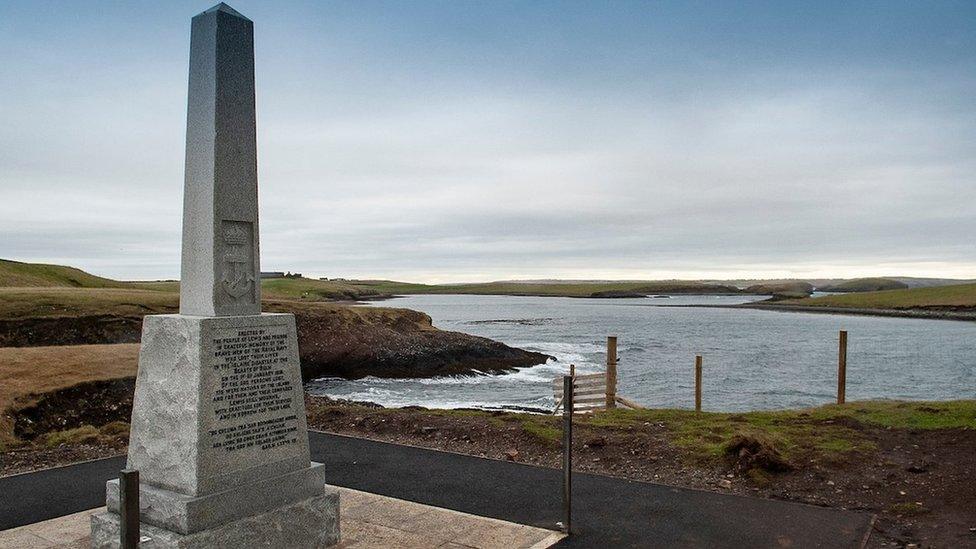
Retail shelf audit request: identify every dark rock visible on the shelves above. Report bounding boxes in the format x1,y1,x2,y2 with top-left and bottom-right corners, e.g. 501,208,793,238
275,304,554,379
584,436,608,448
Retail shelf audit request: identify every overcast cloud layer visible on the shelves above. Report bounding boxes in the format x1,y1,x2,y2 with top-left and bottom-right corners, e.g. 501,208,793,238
1,1,974,282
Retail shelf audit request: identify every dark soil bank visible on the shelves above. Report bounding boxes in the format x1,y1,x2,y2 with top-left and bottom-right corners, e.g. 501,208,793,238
0,301,551,379
12,379,134,441
0,315,142,347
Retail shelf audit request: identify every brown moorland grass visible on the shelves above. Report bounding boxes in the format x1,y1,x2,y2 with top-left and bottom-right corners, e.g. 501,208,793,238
0,287,179,319
0,343,139,448
0,344,138,411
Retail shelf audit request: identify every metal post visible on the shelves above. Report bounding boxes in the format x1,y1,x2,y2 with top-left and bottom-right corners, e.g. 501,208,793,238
837,330,848,405
695,355,703,413
119,469,139,549
562,375,573,534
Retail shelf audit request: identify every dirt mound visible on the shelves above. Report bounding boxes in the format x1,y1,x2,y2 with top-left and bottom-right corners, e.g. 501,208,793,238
723,432,792,472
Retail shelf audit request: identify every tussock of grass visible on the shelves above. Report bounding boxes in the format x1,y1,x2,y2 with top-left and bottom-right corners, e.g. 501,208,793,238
99,421,130,438
41,422,130,448
888,502,928,516
42,425,102,447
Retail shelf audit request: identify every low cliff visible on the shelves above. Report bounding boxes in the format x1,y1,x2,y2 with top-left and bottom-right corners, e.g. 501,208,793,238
0,289,549,379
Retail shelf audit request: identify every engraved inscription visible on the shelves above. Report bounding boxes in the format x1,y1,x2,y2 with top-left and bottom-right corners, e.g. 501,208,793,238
220,220,255,301
208,325,300,453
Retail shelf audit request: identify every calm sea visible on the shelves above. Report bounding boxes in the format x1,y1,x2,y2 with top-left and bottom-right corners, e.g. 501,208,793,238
305,294,976,412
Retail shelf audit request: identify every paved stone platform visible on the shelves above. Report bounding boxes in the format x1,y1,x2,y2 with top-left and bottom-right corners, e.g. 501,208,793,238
0,487,564,549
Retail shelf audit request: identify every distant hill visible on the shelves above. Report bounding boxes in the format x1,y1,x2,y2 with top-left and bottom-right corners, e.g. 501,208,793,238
0,259,391,302
889,277,976,289
786,283,976,311
345,279,743,298
744,281,814,299
4,258,973,302
819,277,909,293
0,259,126,288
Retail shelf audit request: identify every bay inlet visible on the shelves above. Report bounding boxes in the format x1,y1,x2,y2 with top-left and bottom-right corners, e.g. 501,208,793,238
306,294,976,412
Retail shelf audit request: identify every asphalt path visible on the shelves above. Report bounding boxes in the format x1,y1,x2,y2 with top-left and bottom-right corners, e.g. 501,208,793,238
1,431,873,548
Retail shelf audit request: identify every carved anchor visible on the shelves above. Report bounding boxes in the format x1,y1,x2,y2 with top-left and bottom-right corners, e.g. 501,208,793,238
222,260,253,299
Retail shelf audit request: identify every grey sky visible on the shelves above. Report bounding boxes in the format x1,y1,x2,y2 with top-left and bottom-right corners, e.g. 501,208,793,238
1,1,974,282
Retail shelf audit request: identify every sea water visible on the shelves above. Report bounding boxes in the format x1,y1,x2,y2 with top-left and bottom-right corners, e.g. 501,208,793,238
305,294,976,412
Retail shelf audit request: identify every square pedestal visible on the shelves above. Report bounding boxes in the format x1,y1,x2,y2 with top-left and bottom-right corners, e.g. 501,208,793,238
91,312,339,547
90,487,340,549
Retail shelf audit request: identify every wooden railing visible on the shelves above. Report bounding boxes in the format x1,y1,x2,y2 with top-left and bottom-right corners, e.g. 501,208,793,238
552,336,643,414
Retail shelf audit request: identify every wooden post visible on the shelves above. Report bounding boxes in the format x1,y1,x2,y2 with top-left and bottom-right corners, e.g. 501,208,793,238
606,336,618,409
561,375,573,534
837,330,847,405
695,355,703,413
570,363,576,378
119,469,139,549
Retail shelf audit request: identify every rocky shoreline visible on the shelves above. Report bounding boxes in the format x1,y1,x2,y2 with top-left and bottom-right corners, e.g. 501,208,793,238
742,303,976,322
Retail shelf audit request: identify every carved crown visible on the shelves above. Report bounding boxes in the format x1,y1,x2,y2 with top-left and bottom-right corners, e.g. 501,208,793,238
223,224,249,246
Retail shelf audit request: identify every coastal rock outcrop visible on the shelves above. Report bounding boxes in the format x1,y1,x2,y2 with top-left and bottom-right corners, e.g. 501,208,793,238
265,302,552,379
0,300,551,380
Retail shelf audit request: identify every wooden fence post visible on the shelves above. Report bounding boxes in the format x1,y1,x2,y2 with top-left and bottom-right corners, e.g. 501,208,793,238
606,336,618,409
837,330,847,405
695,355,703,412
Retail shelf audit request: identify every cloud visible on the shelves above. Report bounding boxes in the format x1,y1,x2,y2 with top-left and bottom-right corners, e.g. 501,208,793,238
1,1,974,281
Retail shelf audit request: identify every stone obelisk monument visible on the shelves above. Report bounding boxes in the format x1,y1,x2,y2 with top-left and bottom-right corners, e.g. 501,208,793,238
90,4,339,547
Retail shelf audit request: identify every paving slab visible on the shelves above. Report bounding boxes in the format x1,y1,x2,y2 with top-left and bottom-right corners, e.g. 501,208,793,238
0,488,562,549
1,431,874,548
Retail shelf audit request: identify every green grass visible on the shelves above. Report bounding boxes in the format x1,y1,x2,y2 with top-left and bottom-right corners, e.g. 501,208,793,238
519,417,562,444
785,283,976,310
0,277,394,319
576,400,974,465
0,287,180,319
261,277,388,301
821,277,908,293
0,259,127,288
807,400,976,429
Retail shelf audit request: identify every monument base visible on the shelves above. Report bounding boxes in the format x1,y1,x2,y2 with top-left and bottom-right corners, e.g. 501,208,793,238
90,486,340,549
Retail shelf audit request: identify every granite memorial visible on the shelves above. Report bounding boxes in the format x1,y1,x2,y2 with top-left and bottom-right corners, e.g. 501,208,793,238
90,4,340,547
